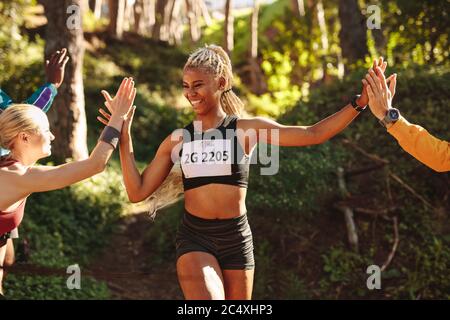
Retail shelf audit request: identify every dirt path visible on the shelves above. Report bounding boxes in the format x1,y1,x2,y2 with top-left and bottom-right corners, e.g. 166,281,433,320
90,212,183,300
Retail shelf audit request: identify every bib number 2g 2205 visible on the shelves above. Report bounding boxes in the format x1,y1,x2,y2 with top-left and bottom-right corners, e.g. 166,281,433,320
183,150,229,164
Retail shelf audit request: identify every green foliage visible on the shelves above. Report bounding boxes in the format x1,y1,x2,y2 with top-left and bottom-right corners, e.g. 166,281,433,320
247,143,346,217
401,236,450,299
249,65,450,299
83,38,193,161
98,36,187,92
4,275,110,300
279,271,310,300
142,202,183,266
19,166,126,267
5,168,126,299
82,9,108,32
320,245,371,298
0,37,45,100
378,0,449,66
252,239,276,299
389,207,450,299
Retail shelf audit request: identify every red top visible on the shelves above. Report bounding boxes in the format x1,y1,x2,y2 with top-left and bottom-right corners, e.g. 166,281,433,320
0,157,27,235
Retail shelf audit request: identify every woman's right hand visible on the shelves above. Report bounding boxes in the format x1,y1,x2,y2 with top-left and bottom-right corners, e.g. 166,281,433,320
358,57,387,107
101,77,136,118
97,106,136,141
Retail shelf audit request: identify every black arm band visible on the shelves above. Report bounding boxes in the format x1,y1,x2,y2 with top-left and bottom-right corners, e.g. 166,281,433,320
99,126,121,149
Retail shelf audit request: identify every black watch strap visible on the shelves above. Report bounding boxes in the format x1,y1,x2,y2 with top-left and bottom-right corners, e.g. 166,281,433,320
351,94,367,112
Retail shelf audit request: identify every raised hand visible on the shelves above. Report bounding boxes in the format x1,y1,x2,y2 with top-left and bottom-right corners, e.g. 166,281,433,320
363,67,397,120
103,77,136,118
45,48,70,88
357,57,387,107
97,105,136,140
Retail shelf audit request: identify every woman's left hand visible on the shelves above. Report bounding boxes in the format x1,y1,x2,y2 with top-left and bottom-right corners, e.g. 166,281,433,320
358,57,387,106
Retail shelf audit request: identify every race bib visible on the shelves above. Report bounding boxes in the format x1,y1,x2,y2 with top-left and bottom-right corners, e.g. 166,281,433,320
181,139,232,178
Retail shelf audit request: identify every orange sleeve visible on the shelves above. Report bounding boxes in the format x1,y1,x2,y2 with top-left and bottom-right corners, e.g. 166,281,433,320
387,117,450,172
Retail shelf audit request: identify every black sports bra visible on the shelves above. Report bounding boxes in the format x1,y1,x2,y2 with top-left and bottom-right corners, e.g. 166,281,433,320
179,115,250,191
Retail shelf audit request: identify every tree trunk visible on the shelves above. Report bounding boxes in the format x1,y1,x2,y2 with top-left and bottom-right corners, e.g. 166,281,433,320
152,0,168,41
316,0,329,82
291,0,305,17
139,0,155,35
199,0,211,26
249,0,264,94
41,0,88,162
94,0,103,19
108,0,126,39
166,0,181,44
161,0,175,42
123,0,133,32
224,0,234,54
316,0,328,52
133,0,143,33
148,0,156,26
108,0,118,35
338,0,368,67
80,0,90,13
186,0,200,43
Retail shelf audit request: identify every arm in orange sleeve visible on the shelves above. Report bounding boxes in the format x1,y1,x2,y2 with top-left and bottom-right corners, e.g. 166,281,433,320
387,117,450,172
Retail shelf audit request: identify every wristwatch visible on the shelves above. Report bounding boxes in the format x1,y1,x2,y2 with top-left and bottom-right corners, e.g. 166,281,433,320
351,94,367,112
379,108,400,128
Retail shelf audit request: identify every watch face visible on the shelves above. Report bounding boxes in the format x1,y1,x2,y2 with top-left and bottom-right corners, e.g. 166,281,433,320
388,109,399,120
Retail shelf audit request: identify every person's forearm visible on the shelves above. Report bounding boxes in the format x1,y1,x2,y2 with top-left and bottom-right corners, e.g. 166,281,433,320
25,140,116,193
25,83,57,112
119,134,144,201
310,104,359,143
387,117,450,172
87,113,125,172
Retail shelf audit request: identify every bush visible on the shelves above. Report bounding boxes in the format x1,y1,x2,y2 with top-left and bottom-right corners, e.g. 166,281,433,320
247,142,346,218
5,166,127,299
246,65,450,299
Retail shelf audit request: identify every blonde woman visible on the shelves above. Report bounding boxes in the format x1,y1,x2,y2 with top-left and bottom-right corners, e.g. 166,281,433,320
99,46,387,300
0,77,136,298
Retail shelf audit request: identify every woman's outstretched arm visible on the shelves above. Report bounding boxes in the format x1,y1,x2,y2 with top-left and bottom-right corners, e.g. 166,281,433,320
97,96,180,203
238,58,390,147
239,105,359,147
12,77,136,194
119,133,177,203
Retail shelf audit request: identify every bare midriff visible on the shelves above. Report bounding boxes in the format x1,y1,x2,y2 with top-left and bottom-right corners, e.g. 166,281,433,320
184,184,247,219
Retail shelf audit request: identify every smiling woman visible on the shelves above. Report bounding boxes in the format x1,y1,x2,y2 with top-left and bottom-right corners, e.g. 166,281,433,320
96,44,386,300
0,77,136,297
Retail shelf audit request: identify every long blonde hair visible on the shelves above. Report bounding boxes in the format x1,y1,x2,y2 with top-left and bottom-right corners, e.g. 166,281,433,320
146,44,245,218
0,104,45,151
